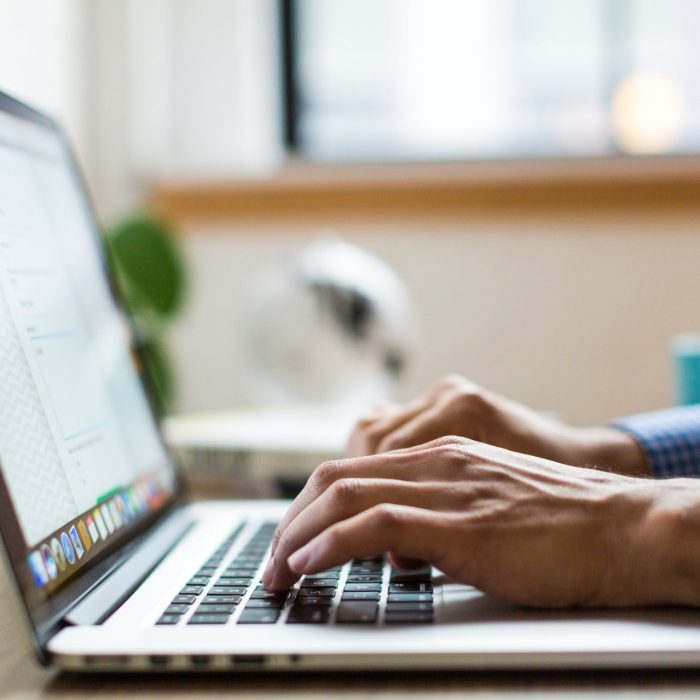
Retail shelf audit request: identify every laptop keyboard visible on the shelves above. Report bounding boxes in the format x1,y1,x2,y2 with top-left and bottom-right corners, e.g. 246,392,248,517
156,521,433,626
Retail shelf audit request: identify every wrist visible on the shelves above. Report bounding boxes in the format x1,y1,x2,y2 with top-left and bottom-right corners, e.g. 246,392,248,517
632,480,700,606
574,426,650,477
592,479,700,607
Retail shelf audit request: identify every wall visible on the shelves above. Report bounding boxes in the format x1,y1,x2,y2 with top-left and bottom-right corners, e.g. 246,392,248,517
0,0,88,165
84,0,283,222
168,207,700,426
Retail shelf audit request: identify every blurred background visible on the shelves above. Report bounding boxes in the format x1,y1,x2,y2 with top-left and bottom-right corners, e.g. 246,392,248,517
3,0,700,428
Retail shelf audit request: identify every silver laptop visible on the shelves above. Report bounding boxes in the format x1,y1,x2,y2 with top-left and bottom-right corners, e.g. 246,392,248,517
2,89,700,673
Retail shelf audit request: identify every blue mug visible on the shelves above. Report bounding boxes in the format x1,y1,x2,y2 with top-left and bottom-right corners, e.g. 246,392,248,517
672,334,700,406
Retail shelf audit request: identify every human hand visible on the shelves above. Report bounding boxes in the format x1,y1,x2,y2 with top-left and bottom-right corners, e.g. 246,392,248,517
348,375,649,477
264,436,693,607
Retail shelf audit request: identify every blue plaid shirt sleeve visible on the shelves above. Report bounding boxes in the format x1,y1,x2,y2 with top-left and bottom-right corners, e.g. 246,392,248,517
613,405,700,478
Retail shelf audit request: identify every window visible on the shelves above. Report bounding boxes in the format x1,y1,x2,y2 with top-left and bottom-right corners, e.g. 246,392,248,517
284,0,700,162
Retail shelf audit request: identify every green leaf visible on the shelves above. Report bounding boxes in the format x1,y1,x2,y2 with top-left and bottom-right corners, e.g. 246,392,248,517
106,213,186,319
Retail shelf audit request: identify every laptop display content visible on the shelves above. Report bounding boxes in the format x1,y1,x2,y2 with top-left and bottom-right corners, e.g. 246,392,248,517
0,93,178,635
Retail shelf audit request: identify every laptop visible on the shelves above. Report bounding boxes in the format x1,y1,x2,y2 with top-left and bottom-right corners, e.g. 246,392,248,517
2,88,700,673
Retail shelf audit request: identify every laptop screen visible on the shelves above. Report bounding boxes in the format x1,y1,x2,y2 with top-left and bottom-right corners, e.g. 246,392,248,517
0,94,178,611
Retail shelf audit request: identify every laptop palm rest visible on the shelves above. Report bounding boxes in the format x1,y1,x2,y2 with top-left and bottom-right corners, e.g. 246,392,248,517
64,511,195,626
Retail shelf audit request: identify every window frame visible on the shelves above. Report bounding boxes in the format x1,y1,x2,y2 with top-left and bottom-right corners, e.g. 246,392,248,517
280,0,299,153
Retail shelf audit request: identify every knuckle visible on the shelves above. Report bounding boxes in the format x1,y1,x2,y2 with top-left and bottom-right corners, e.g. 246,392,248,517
362,425,387,446
313,459,341,487
437,441,473,465
351,417,375,435
378,434,405,453
438,436,469,452
368,503,401,529
347,431,369,457
328,478,362,506
349,426,382,454
429,435,465,448
275,527,293,555
446,387,489,414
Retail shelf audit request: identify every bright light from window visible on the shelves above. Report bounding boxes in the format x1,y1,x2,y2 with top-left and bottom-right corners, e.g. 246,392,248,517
290,0,700,161
612,72,686,154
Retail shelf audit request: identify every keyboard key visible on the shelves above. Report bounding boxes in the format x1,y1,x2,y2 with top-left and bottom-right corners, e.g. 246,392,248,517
385,601,433,612
292,595,334,607
238,609,280,624
188,614,231,625
343,583,382,592
301,578,339,588
388,582,432,593
341,591,380,602
297,587,336,597
346,575,382,583
156,614,181,625
302,574,340,585
287,607,330,624
179,585,205,595
385,611,433,624
250,589,288,601
202,595,242,605
197,567,219,576
165,604,190,615
188,577,211,586
336,601,378,624
216,577,254,586
196,603,237,614
209,586,248,595
225,567,258,575
173,595,197,605
245,598,285,609
390,566,432,582
224,568,260,577
387,593,433,603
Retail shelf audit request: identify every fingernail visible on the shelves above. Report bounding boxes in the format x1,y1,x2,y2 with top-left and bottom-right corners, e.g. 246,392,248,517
262,557,274,587
288,545,313,573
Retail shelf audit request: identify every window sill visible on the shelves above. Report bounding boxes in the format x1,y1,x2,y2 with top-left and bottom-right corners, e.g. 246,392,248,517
151,155,700,226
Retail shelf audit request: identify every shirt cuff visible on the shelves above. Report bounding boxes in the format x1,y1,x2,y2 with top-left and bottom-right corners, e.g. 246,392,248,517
613,405,700,479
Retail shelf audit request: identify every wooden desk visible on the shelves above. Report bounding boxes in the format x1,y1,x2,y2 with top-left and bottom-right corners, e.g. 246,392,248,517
4,475,700,698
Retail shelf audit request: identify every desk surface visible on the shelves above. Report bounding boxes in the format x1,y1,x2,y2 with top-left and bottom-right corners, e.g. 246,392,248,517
4,474,700,699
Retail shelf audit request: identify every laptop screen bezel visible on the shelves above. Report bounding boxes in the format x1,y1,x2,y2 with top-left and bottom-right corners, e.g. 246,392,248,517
0,89,188,660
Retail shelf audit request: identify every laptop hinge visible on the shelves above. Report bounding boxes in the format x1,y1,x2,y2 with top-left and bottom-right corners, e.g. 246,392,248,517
64,509,195,626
